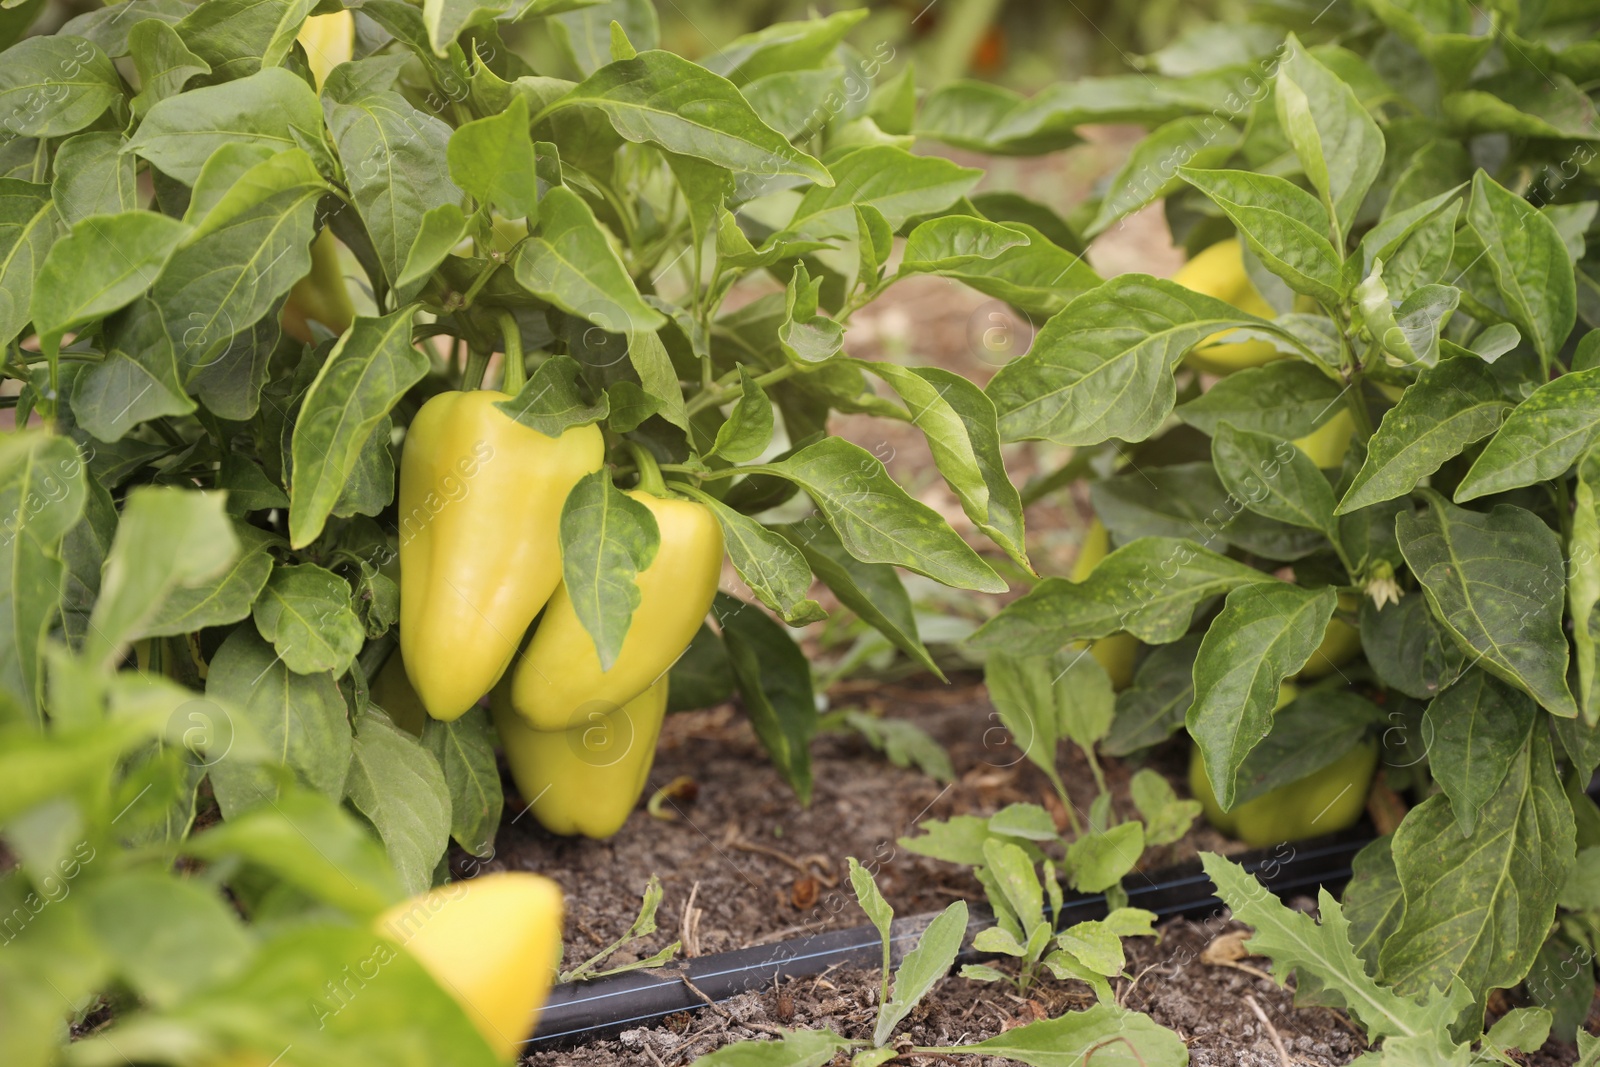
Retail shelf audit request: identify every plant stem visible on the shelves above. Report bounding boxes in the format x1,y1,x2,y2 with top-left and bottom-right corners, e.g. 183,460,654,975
461,346,491,391
498,311,525,394
459,255,502,309
685,363,797,416
627,441,667,495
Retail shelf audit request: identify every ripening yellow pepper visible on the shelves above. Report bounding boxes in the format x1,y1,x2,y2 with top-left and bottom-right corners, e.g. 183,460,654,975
282,228,356,345
492,678,669,838
297,10,354,89
512,490,722,731
399,391,604,721
1291,408,1355,470
1071,519,1139,690
1174,239,1283,375
1190,740,1377,847
1299,593,1364,680
376,872,564,1061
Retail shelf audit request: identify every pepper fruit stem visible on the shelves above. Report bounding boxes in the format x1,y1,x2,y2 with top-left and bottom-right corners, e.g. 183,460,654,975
627,441,667,496
499,311,525,395
461,346,490,391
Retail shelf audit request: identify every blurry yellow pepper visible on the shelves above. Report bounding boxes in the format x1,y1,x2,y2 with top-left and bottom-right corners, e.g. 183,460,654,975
399,391,604,721
1071,519,1138,690
1174,239,1283,375
511,485,722,732
491,678,669,838
1299,593,1363,680
297,10,353,89
376,872,564,1061
1190,741,1377,847
1292,408,1355,470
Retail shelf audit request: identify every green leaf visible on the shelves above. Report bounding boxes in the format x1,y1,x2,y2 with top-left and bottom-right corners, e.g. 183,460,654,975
715,592,817,805
1359,594,1466,701
345,710,451,896
31,211,189,362
1342,836,1403,973
559,470,661,669
701,9,868,84
1130,768,1201,846
969,537,1275,653
1379,731,1575,1001
133,522,275,639
933,1003,1188,1067
1336,357,1512,513
742,68,846,141
1572,447,1600,723
0,179,53,347
861,362,1029,571
681,488,821,626
289,308,428,548
81,872,252,1009
513,185,664,332
1105,634,1200,756
1230,689,1380,806
987,273,1292,446
1178,168,1347,304
1445,71,1600,141
1396,493,1576,718
0,432,86,720
1274,35,1384,240
687,1030,855,1067
251,563,364,677
419,710,499,857
184,788,403,917
127,66,324,185
1186,583,1337,808
1202,852,1459,1042
915,80,1080,156
876,899,967,1046
174,0,314,81
1211,423,1337,536
840,710,954,783
448,94,539,219
1455,368,1600,502
776,262,843,364
754,437,1006,593
787,145,978,239
930,220,1100,317
552,0,658,77
128,18,210,115
540,51,828,183
1085,115,1242,236
396,203,469,301
328,88,460,290
848,855,894,977
154,149,327,384
1176,360,1345,439
899,216,1029,273
773,520,942,680
1066,821,1144,893
709,365,773,462
985,649,1108,796
71,298,195,443
1364,0,1491,88
1423,668,1537,835
494,352,610,436
1464,169,1577,364
0,35,122,137
204,624,352,816
87,487,236,670
52,132,138,224
1485,1008,1553,1057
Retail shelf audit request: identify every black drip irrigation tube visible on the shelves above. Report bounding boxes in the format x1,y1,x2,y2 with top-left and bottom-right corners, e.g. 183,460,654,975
526,825,1375,1049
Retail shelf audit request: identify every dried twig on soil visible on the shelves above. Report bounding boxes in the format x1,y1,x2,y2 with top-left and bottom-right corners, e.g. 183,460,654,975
722,826,838,887
1202,929,1276,983
1246,995,1293,1067
681,881,703,958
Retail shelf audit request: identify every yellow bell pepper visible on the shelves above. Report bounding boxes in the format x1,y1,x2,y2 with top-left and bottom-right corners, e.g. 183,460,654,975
512,487,722,731
1299,593,1363,680
1291,408,1355,470
399,391,605,721
1174,239,1283,375
281,229,356,345
297,9,354,90
1189,740,1377,847
491,678,669,838
376,872,564,1061
1071,519,1138,690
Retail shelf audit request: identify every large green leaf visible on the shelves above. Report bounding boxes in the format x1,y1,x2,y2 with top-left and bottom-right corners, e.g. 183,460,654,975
204,625,353,818
0,35,122,138
1445,71,1600,141
1463,169,1577,364
513,185,664,332
1396,492,1577,718
875,900,967,1047
1274,36,1384,240
288,308,426,548
132,522,274,639
969,537,1275,653
1178,167,1347,304
700,9,866,84
682,488,821,626
929,220,1100,317
1360,594,1466,701
1211,423,1337,536
1186,583,1337,807
447,94,539,219
929,1003,1188,1066
715,592,816,804
71,299,194,443
1571,447,1600,724
1085,115,1241,236
345,710,451,896
1175,357,1345,440
987,274,1293,446
1105,634,1200,756
128,19,210,116
786,145,977,239
1455,367,1600,501
1379,731,1575,1001
558,470,660,669
1423,668,1538,835
753,437,1005,593
1336,356,1513,513
251,563,364,677
0,433,86,721
1230,689,1380,806
52,133,138,224
538,51,828,183
127,66,324,185
420,708,502,857
0,179,53,348
174,0,313,81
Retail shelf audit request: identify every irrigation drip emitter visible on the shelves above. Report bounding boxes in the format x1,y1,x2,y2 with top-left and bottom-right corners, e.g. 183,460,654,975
526,825,1375,1048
